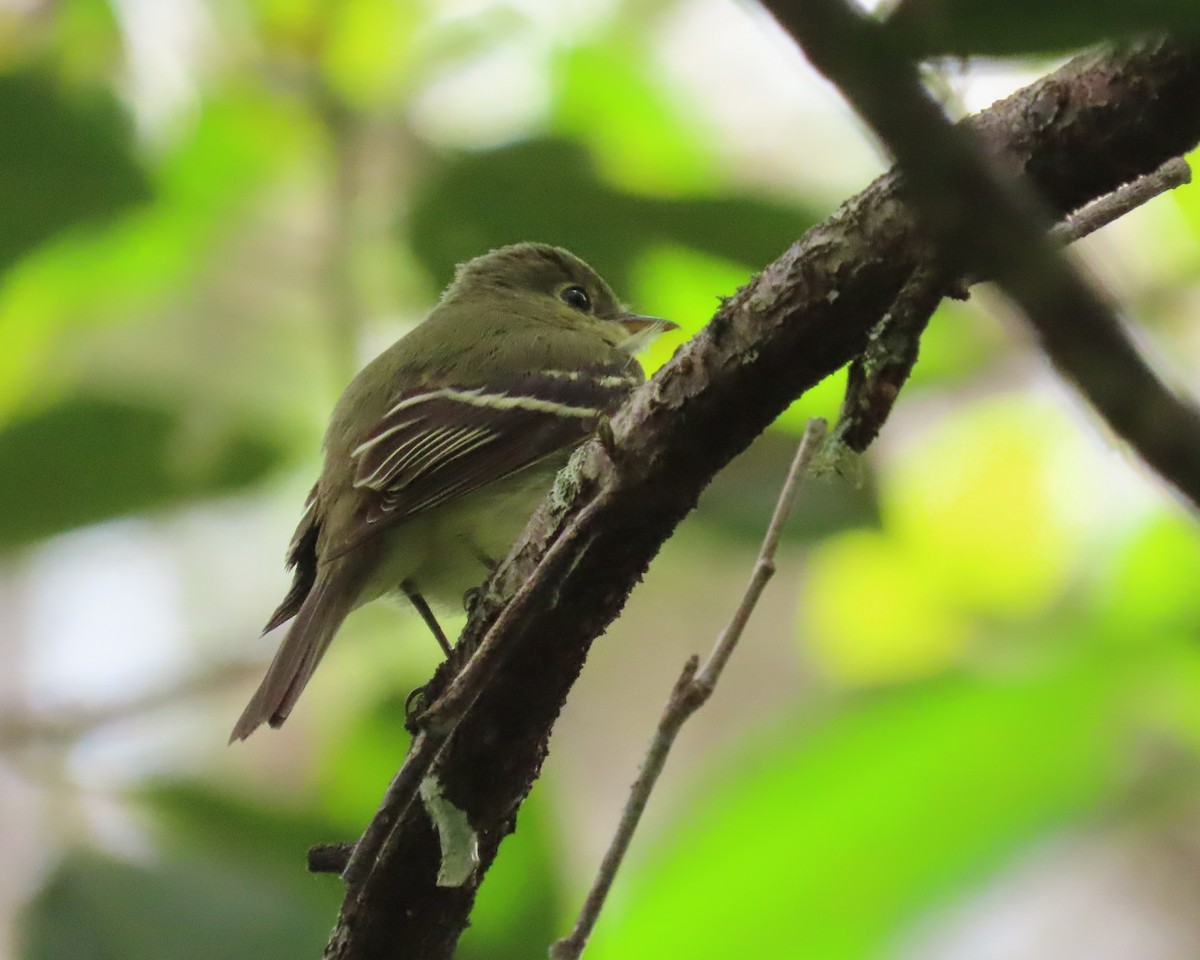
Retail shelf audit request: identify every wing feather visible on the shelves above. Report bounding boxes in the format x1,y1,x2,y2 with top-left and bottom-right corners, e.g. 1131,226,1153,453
326,362,640,558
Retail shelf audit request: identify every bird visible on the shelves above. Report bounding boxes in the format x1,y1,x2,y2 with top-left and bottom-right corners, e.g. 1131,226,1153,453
230,243,675,740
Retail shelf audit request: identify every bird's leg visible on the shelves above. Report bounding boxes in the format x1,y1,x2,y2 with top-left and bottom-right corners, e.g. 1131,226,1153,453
461,549,499,615
471,546,499,573
401,580,453,657
596,414,620,463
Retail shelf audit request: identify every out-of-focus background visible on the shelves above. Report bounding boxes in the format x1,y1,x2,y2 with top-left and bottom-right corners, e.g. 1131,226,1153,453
3,1,1200,958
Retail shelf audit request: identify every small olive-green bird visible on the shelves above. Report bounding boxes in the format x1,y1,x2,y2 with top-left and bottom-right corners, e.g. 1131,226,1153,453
231,243,674,741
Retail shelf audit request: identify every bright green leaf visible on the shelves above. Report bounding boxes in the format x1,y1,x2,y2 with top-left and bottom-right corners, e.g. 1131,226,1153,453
590,657,1123,960
323,0,424,105
552,41,717,195
1096,512,1200,634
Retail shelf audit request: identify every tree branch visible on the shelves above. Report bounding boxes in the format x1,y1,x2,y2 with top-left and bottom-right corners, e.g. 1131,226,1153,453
835,155,1192,453
324,38,1200,960
768,1,1200,508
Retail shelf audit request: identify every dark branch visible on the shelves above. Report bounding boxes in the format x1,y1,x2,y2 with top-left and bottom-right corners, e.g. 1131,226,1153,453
324,39,1200,960
768,1,1200,508
834,156,1191,453
310,842,354,875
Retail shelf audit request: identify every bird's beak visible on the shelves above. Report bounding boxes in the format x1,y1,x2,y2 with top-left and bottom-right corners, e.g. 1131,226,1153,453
618,313,679,335
615,313,679,354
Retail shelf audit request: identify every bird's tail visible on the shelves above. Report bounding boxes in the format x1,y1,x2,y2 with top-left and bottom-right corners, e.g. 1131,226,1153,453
229,566,360,742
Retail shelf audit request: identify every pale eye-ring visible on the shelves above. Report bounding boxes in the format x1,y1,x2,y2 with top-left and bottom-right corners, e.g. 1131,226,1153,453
560,285,591,312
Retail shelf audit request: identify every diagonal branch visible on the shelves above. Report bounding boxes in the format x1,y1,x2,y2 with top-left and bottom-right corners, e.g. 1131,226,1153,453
834,156,1192,453
324,38,1200,960
768,0,1200,507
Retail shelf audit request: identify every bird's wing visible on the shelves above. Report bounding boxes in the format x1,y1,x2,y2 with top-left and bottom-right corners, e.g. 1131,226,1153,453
324,362,641,559
262,482,320,633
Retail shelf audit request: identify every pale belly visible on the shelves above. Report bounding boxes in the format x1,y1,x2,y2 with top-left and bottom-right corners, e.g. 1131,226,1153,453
357,462,562,612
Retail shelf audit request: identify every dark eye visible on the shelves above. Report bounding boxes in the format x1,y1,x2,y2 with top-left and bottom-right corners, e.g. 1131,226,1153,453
560,285,591,312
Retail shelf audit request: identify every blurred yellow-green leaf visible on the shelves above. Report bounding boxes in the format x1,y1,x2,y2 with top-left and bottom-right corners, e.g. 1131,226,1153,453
803,529,971,684
887,397,1086,618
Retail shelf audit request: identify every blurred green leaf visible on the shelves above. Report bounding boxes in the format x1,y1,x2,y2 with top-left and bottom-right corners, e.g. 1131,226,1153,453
804,528,974,685
887,397,1087,618
590,656,1124,960
53,0,124,79
0,90,313,422
903,299,1000,390
0,67,150,275
552,41,717,195
1096,512,1200,634
886,0,1200,57
322,0,424,105
23,849,333,960
316,692,413,831
407,138,820,296
140,780,343,874
697,429,880,546
0,396,286,549
627,243,751,368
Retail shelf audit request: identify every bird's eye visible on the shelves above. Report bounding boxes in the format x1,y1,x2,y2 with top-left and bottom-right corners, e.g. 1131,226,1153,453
560,285,591,312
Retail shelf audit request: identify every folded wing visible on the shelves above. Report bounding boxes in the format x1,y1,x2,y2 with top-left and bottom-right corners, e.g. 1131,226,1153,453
327,362,641,558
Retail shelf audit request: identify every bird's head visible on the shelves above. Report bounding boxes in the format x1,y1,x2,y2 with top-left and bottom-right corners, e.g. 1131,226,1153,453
445,243,676,353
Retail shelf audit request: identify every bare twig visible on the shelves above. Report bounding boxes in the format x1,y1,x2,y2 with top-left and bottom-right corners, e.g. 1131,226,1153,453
549,419,827,960
835,261,945,452
310,841,355,874
1050,156,1192,246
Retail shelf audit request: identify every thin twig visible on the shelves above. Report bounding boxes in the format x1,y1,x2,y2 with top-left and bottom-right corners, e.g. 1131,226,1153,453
309,841,355,874
1049,156,1192,246
835,261,945,453
549,418,827,960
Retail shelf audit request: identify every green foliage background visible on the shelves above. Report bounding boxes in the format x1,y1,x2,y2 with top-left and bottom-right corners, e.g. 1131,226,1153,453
3,1,1200,958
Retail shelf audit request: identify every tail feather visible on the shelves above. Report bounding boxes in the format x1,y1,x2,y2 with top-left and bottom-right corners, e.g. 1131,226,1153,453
230,570,358,742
